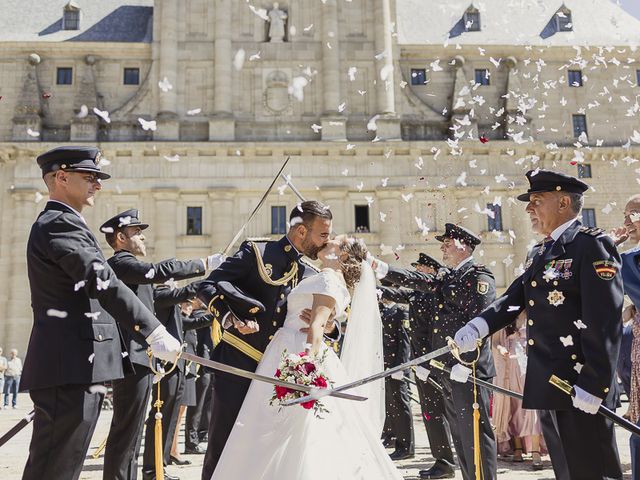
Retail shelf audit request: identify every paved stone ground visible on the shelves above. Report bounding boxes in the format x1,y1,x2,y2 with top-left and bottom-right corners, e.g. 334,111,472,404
0,392,633,479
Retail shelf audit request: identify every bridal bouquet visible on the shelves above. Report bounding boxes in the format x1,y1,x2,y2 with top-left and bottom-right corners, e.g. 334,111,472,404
270,349,333,418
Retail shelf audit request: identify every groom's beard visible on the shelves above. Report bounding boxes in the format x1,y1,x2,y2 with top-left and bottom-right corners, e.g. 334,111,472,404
303,242,323,260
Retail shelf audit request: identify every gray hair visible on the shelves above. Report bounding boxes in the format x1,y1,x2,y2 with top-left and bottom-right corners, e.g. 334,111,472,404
567,193,584,215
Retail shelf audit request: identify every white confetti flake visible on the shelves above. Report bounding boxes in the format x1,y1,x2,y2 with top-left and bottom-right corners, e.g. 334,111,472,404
187,108,202,116
601,203,613,215
249,51,261,61
573,362,583,373
84,312,101,320
289,76,309,102
47,309,68,318
93,108,111,123
88,353,95,364
341,169,349,176
145,268,155,279
97,278,111,291
74,280,86,291
347,67,357,81
76,104,88,119
93,263,105,272
559,335,574,347
118,216,132,227
27,128,40,137
401,193,413,202
138,118,157,131
367,114,380,132
88,384,108,394
233,49,246,71
34,192,43,203
165,278,178,290
163,154,181,162
158,76,173,92
572,318,587,331
379,212,387,222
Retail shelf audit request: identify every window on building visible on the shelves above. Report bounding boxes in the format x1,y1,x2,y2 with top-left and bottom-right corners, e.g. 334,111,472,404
354,205,370,233
271,206,287,235
487,203,503,231
572,114,587,138
186,207,202,235
636,69,640,86
464,8,481,31
577,163,592,178
56,67,73,85
62,6,80,30
582,208,597,228
555,9,573,31
123,68,140,85
568,70,583,87
475,69,490,86
411,68,427,86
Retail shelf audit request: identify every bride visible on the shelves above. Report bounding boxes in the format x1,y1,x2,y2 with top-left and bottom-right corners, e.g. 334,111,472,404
211,235,404,480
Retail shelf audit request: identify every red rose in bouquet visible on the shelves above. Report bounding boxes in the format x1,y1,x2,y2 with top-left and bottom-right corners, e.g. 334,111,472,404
313,376,328,389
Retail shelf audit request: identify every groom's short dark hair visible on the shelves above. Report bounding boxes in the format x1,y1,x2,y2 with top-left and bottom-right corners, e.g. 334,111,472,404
289,200,332,228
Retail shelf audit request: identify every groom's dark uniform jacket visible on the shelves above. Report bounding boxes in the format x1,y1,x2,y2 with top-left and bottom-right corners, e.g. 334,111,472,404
197,236,323,479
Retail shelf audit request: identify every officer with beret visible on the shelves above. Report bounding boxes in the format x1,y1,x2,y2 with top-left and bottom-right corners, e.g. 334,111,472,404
196,200,341,479
379,295,414,460
371,224,497,480
378,260,456,478
20,147,181,480
100,209,218,480
455,169,624,480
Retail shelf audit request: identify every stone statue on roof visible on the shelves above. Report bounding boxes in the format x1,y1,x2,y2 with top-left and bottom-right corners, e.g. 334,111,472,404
268,2,287,43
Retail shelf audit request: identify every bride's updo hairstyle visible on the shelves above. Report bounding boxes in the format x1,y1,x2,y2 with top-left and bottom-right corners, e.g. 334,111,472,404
337,236,368,289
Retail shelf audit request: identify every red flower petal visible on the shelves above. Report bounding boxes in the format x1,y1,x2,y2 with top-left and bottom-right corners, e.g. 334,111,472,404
479,135,489,144
301,399,316,410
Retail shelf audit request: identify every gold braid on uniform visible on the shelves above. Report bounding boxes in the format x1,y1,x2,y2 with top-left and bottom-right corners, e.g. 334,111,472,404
252,242,299,287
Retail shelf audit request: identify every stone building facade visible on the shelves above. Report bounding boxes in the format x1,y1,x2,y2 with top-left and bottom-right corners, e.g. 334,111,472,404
1,0,640,350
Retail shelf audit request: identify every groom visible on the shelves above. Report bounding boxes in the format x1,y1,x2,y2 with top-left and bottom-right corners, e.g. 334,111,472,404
197,200,340,479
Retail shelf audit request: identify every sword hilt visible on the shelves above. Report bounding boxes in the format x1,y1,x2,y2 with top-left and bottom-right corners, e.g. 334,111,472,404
549,375,574,396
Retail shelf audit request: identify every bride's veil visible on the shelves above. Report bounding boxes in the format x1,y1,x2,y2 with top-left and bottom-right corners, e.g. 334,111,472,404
339,260,385,435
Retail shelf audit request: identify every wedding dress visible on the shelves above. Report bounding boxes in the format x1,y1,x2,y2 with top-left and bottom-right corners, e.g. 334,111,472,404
211,266,403,480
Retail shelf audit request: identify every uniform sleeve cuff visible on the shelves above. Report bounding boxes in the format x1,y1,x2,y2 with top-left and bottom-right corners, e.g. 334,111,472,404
470,317,489,338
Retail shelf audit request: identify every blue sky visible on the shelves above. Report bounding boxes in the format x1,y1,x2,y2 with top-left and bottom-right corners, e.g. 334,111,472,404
617,0,640,19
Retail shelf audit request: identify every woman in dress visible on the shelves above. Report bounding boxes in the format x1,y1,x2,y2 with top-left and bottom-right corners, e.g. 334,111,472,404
211,235,403,480
491,312,545,470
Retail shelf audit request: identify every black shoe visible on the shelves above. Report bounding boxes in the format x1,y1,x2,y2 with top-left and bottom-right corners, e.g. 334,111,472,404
419,463,456,479
184,444,207,454
142,471,180,480
381,437,395,448
389,449,415,460
169,455,192,465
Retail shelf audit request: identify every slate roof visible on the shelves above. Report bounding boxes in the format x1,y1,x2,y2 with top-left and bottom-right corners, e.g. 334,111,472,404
0,0,153,42
396,0,640,46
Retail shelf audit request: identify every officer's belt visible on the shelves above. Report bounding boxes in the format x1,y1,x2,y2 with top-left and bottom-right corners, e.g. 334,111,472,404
221,331,263,362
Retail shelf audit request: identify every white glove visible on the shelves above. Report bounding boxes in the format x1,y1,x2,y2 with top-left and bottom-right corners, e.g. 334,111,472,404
205,253,226,271
390,370,404,381
450,364,472,384
572,385,602,415
146,325,182,363
454,317,489,353
415,366,430,382
366,253,389,279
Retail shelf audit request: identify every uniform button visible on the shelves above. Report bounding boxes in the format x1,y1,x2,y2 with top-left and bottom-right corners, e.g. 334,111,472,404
531,281,537,287
528,339,534,346
438,304,443,309
280,294,285,299
553,281,558,286
529,300,535,306
528,319,534,326
220,295,225,300
571,354,577,360
435,315,439,321
268,335,274,340
98,334,103,341
134,325,141,332
272,321,277,326
433,328,439,333
604,387,609,393
276,307,281,313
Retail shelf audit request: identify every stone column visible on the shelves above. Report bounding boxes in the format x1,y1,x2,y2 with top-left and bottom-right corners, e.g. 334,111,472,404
209,0,235,141
450,55,478,139
208,189,235,252
504,56,532,137
155,0,180,140
6,189,38,352
70,55,99,141
373,0,400,140
320,0,346,141
152,189,179,260
12,54,42,142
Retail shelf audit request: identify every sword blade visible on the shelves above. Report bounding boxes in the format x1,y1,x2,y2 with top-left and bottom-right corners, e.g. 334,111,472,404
279,173,306,202
180,352,367,402
0,410,35,448
282,344,453,407
222,156,291,257
430,360,522,400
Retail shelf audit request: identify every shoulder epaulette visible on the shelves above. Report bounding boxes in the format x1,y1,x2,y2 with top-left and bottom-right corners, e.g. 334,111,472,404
579,226,605,237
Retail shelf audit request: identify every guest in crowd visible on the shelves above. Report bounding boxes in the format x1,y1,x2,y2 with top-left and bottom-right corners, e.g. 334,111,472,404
3,349,22,409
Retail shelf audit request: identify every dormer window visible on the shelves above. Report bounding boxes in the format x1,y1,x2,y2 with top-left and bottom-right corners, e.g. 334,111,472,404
62,1,81,31
555,6,572,32
464,6,481,32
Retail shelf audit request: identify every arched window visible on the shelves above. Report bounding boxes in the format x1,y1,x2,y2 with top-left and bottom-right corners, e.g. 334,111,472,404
62,1,81,31
464,5,481,32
